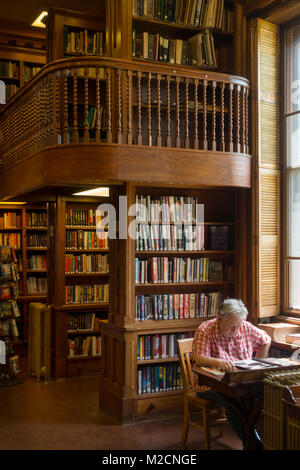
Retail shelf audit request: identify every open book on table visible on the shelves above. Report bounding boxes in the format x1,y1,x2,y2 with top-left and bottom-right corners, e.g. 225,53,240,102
233,357,300,370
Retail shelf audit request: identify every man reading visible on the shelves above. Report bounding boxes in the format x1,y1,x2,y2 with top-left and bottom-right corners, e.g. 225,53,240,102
192,298,271,449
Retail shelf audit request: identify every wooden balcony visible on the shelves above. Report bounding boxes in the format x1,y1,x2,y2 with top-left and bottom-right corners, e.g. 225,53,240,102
0,57,251,199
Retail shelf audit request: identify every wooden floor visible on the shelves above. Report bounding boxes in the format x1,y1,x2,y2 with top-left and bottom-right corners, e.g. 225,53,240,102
0,373,243,451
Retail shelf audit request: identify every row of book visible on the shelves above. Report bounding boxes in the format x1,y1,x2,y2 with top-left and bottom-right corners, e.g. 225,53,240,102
137,331,194,360
24,65,42,82
26,233,47,248
5,84,19,101
63,27,106,56
27,255,47,270
135,256,218,283
0,233,21,249
135,291,221,320
65,283,109,304
26,212,47,228
66,209,97,227
0,212,21,229
67,335,101,358
136,195,203,223
0,60,18,78
65,230,109,250
138,363,183,394
27,277,47,295
133,0,229,30
0,300,20,319
133,30,217,67
67,312,97,332
135,223,204,251
86,106,106,130
65,253,109,274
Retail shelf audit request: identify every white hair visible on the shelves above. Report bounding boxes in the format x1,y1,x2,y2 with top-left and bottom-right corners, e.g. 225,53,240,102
218,298,248,320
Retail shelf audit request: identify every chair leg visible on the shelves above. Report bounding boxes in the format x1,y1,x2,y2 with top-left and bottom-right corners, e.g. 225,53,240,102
202,406,211,450
182,401,189,443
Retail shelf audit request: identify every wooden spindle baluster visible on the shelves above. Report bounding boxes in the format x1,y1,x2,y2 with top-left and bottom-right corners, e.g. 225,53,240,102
245,87,249,154
235,84,241,153
212,80,217,151
147,72,152,146
106,68,112,143
127,70,132,145
220,82,225,152
137,71,142,146
55,71,60,145
194,78,199,149
166,75,171,147
185,78,189,149
156,74,162,147
72,68,79,144
84,68,89,143
175,77,180,148
95,67,101,144
228,83,234,152
203,79,207,150
241,86,246,154
61,69,67,144
117,68,122,144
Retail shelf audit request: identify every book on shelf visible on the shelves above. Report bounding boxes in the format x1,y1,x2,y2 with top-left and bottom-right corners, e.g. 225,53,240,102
26,211,47,228
209,260,223,281
65,253,109,274
133,0,229,30
137,363,183,394
132,29,217,67
68,334,101,358
65,229,108,250
67,312,96,332
135,256,210,283
209,225,229,250
63,27,105,56
65,283,109,304
135,291,221,320
285,333,300,345
138,331,193,360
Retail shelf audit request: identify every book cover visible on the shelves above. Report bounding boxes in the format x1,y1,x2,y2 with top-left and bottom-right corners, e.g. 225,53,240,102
210,260,223,281
209,225,229,250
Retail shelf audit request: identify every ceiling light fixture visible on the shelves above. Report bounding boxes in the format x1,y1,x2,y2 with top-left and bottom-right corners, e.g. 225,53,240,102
72,187,110,197
32,11,48,28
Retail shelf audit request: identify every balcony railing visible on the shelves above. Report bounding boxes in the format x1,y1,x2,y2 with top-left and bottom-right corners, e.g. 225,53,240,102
0,57,250,163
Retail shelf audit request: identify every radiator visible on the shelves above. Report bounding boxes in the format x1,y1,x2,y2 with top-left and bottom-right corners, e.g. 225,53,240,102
28,303,51,383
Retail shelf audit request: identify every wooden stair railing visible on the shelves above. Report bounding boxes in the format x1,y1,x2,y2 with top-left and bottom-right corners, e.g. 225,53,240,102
0,57,250,163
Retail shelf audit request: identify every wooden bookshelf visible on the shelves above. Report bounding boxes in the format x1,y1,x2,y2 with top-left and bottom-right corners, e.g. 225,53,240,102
45,7,106,62
99,183,248,421
0,204,48,348
0,19,45,104
50,196,109,378
106,0,246,76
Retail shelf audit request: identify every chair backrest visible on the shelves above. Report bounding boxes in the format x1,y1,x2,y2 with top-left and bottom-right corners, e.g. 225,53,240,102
177,338,194,392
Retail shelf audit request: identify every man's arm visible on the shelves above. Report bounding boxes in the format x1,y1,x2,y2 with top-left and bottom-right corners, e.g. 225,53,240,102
194,355,237,372
255,340,271,358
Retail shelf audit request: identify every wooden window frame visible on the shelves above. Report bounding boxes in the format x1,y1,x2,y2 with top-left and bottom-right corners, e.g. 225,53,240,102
282,16,300,318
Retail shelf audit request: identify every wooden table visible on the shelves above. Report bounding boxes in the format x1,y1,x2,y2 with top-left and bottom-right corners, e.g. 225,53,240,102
193,362,300,450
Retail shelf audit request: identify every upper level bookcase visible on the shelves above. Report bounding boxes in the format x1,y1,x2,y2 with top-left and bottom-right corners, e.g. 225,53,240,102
106,0,246,76
45,8,106,62
0,19,46,103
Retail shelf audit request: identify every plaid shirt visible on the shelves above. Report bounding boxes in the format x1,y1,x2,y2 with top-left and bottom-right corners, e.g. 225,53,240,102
192,318,271,392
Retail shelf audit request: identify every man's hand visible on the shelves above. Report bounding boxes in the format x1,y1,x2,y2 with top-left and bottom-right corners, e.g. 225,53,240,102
215,359,237,372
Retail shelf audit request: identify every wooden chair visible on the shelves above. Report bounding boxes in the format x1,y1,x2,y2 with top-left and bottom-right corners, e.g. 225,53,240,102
177,338,227,449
